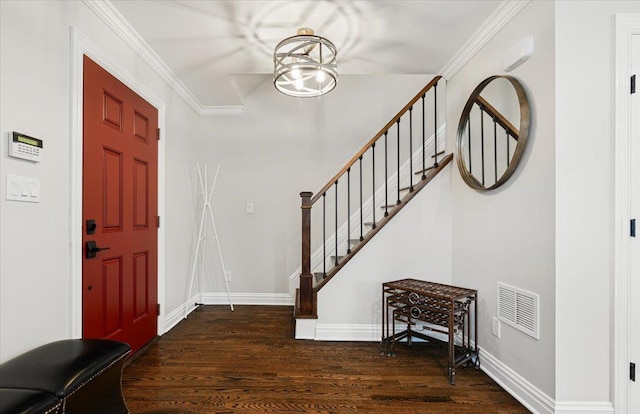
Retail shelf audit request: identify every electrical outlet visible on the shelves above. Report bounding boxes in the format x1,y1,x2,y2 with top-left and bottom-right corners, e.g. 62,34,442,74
492,317,501,338
246,202,254,214
225,271,232,282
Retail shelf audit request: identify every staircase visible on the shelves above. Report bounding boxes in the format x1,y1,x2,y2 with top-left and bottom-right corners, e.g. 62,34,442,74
294,75,452,318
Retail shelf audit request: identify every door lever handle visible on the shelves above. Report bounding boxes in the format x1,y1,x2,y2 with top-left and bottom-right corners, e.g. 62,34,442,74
86,241,111,259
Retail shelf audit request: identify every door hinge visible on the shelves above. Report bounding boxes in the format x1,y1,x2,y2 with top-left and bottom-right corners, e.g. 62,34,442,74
631,362,636,382
632,74,636,94
157,216,160,228
631,218,636,237
157,303,161,316
157,128,161,140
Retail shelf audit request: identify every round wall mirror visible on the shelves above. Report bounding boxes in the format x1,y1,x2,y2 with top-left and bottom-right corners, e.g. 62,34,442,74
455,75,530,191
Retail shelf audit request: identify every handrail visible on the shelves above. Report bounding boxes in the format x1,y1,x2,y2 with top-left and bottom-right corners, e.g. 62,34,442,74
475,95,519,139
309,75,442,205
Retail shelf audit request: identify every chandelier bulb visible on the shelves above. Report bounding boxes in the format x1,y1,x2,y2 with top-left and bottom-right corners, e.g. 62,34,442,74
315,70,326,83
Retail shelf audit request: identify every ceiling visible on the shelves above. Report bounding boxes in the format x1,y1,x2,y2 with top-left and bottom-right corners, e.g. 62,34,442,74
110,0,503,107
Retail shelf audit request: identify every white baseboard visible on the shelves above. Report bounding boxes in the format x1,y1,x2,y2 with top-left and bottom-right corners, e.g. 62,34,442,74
314,323,381,341
163,293,201,334
200,292,294,306
553,402,614,414
479,346,554,414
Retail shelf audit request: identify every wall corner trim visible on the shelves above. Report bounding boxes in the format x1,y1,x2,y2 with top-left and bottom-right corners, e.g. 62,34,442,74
82,0,245,116
439,0,530,80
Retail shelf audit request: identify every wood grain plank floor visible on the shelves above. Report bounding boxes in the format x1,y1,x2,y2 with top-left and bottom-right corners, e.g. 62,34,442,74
122,305,529,413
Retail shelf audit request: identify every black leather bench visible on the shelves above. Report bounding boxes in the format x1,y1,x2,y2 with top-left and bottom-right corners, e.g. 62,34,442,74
0,339,131,414
0,388,62,414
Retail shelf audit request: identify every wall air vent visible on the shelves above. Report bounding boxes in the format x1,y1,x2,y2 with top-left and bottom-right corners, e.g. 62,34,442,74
497,282,539,339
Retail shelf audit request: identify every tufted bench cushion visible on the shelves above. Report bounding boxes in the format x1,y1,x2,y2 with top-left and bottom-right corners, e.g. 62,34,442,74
0,339,131,414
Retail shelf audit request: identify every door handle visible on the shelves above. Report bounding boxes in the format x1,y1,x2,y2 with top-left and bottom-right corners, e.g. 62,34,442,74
86,241,111,259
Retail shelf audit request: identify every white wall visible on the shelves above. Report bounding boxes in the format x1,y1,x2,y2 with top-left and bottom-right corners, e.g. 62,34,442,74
191,74,435,296
0,0,197,362
555,0,640,407
447,0,556,402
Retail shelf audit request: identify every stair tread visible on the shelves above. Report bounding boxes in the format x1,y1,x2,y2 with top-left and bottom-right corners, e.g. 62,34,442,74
380,202,402,209
414,164,437,175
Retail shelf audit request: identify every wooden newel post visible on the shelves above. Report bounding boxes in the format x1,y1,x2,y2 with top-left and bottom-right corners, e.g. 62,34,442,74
299,191,314,316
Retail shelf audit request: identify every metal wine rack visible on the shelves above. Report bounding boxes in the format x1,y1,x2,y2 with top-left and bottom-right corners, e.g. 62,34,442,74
381,278,478,385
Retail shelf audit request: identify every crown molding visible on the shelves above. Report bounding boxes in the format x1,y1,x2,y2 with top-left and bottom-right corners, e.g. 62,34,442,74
82,0,245,116
200,105,245,116
439,0,530,80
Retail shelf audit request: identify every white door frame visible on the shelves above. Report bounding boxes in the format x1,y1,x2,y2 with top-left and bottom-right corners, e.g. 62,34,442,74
613,14,640,414
69,27,167,339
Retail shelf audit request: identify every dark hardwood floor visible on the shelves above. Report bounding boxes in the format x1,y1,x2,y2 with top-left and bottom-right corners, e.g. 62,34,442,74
122,305,528,413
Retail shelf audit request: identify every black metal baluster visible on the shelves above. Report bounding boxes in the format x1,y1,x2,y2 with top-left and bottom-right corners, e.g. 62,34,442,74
384,131,389,217
334,180,338,266
359,156,363,241
409,106,414,192
396,119,401,204
322,192,326,276
372,144,376,229
480,107,485,186
468,114,472,174
433,82,438,166
421,93,426,179
347,168,351,254
493,117,498,183
506,130,510,166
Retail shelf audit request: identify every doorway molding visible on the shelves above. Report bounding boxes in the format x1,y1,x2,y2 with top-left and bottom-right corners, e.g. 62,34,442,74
69,27,167,339
613,14,640,414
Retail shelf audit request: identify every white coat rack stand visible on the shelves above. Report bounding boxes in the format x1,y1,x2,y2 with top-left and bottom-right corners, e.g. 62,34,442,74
185,163,233,319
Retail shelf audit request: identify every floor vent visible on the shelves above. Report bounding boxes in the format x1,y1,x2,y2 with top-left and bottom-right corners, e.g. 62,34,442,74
497,282,539,339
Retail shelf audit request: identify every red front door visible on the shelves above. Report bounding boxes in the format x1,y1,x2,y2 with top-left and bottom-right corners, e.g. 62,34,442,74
82,56,158,353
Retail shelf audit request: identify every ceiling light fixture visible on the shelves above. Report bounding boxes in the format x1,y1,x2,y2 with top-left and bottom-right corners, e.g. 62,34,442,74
273,28,338,98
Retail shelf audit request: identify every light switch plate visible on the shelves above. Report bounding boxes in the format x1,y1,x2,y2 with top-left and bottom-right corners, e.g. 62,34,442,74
6,174,40,203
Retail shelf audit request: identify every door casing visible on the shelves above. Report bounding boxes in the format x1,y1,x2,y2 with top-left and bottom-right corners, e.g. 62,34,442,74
613,14,640,414
70,27,167,340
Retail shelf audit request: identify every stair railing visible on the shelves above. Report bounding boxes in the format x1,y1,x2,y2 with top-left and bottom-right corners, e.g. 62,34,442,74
298,75,443,317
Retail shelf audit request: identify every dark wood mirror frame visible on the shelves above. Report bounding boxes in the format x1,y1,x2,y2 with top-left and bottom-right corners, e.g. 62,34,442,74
455,75,530,191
